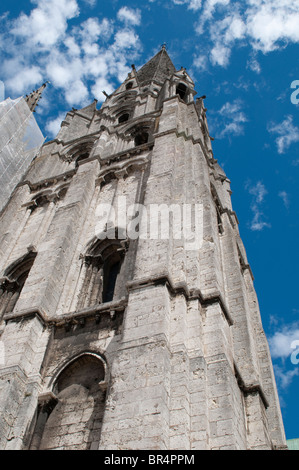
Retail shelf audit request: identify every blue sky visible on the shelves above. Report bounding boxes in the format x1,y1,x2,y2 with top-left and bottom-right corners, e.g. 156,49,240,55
1,0,299,441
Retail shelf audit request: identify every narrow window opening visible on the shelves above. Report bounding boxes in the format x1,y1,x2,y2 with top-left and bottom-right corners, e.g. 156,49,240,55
78,239,126,310
217,209,224,234
75,152,90,168
134,131,149,147
58,187,68,200
30,194,49,212
102,260,121,303
0,252,36,318
176,83,188,101
126,82,133,90
118,113,129,124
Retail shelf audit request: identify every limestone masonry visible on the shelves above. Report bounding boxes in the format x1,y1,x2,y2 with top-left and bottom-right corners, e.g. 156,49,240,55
0,48,286,450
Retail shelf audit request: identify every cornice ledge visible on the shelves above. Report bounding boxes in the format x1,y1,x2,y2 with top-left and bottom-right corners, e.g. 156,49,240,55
4,307,49,326
234,362,270,409
126,274,233,326
3,299,128,328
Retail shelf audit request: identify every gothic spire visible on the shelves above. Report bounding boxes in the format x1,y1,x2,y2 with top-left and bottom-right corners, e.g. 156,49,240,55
25,81,49,112
136,46,176,87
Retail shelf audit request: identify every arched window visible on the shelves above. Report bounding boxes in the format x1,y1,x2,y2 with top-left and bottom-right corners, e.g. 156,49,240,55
78,238,127,310
118,113,130,124
0,251,37,319
126,82,133,90
28,193,50,213
62,139,96,165
128,121,154,148
176,83,188,101
30,354,106,450
75,152,90,168
102,258,122,303
134,131,149,147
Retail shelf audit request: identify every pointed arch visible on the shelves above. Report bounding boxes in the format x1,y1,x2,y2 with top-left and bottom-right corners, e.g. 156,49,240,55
30,353,107,450
176,82,188,100
77,235,128,310
59,136,98,164
0,250,37,318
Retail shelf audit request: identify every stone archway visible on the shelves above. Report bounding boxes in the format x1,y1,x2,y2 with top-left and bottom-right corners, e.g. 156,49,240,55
31,354,107,450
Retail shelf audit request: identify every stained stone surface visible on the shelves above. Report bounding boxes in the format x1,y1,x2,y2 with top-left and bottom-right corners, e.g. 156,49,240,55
0,49,286,451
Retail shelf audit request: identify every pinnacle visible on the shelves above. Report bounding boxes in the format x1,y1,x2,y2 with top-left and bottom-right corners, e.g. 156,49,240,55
25,81,49,112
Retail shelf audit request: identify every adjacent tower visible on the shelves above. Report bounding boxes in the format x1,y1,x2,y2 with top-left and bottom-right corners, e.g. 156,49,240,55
0,84,46,213
0,48,286,450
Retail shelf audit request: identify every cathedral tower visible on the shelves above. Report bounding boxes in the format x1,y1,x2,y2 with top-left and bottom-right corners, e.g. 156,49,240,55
0,48,286,450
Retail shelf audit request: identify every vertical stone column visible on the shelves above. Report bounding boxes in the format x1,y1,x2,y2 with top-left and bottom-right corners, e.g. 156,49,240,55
0,316,50,449
99,284,172,450
203,302,247,450
168,295,190,450
244,392,272,450
187,300,208,450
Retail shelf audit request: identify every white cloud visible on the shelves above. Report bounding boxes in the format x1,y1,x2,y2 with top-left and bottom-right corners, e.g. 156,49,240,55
65,79,89,106
215,100,248,138
246,181,271,231
150,0,203,10
113,30,140,50
268,115,299,154
46,59,74,88
274,365,299,390
278,191,290,209
188,0,203,10
91,77,115,102
249,207,271,231
246,55,261,74
193,54,209,71
193,0,299,69
248,180,267,203
0,2,142,109
172,0,203,10
246,0,299,53
210,43,231,67
269,324,299,360
117,7,141,26
6,66,43,95
64,36,81,57
79,17,113,46
82,0,97,6
11,0,79,48
45,112,67,138
195,0,231,34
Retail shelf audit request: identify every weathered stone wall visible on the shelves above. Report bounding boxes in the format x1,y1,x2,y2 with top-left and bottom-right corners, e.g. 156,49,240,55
0,51,286,450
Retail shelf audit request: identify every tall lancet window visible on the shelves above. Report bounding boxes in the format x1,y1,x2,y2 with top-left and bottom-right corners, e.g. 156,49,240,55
176,82,188,101
78,238,126,310
0,251,37,319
